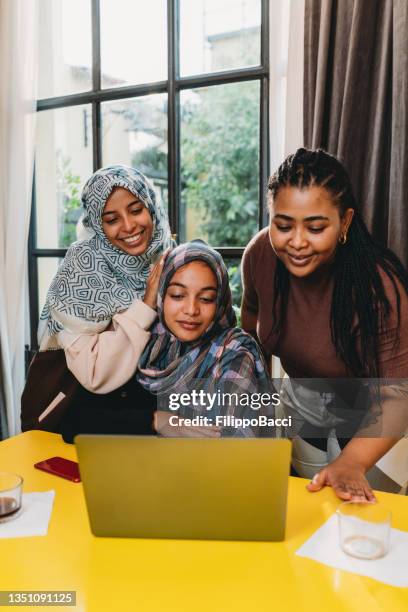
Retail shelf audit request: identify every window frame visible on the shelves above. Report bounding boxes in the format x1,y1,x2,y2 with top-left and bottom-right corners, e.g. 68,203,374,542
28,0,270,351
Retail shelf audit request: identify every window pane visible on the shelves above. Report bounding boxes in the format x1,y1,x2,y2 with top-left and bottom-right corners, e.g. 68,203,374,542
38,0,92,99
102,95,168,209
180,0,261,76
100,0,167,88
35,106,93,249
181,81,259,247
38,258,63,315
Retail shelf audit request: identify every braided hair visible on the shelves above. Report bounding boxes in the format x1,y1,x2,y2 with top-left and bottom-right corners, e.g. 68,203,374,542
268,148,408,377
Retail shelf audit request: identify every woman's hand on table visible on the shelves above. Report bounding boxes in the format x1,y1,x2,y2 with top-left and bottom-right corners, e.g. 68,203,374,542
153,411,221,438
306,456,377,502
143,249,170,310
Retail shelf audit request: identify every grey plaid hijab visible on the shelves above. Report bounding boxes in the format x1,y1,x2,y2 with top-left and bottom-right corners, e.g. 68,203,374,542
39,165,172,338
137,241,269,394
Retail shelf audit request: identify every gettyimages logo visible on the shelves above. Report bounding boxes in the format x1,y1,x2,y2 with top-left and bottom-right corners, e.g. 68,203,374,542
158,378,408,438
167,389,281,411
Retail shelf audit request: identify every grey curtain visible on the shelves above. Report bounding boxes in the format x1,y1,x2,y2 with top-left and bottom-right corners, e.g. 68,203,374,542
304,0,408,268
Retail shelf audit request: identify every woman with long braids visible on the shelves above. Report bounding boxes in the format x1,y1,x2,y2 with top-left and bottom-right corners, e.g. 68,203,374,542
241,148,408,501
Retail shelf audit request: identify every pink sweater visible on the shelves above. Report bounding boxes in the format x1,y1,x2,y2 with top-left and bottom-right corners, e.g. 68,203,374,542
40,300,156,394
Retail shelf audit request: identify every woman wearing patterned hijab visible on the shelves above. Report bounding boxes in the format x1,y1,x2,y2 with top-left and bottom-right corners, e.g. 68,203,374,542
39,165,172,346
23,165,171,439
137,241,270,437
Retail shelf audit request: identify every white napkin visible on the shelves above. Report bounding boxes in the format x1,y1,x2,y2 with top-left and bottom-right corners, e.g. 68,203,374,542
0,491,55,539
296,514,408,587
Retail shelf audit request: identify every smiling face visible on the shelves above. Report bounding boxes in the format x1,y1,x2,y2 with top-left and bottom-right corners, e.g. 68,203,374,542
163,261,218,342
269,185,354,278
101,187,154,255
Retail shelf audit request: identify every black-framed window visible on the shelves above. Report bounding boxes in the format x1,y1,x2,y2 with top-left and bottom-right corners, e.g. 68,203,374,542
28,0,270,351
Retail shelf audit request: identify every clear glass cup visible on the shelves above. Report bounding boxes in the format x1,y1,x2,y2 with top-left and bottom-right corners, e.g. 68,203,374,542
0,473,23,522
337,501,391,560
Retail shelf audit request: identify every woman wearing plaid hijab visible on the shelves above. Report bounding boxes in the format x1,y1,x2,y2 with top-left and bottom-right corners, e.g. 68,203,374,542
137,241,270,437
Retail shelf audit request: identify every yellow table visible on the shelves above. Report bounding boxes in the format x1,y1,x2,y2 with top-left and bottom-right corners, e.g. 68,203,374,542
0,431,407,612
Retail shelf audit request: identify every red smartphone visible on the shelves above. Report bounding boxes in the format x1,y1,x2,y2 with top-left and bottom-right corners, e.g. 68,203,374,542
34,457,81,483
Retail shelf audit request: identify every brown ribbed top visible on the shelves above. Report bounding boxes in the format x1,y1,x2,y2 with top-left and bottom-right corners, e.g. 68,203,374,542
241,228,408,378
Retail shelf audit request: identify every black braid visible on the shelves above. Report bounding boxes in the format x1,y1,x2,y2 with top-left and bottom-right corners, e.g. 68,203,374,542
269,148,408,377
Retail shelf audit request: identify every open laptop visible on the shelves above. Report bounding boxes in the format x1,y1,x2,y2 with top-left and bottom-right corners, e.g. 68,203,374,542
75,435,291,541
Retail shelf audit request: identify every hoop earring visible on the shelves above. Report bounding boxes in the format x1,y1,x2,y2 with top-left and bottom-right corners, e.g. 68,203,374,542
339,233,347,245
